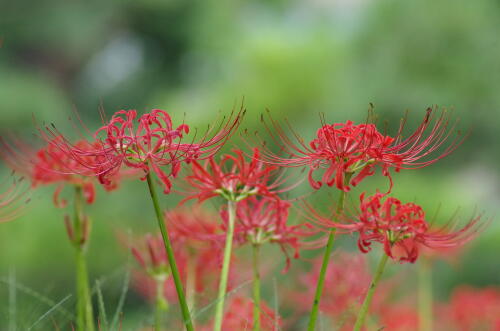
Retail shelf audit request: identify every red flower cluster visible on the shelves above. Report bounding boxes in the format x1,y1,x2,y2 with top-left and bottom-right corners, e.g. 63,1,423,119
183,148,292,202
262,108,463,192
308,193,481,263
98,109,244,193
353,193,481,263
220,196,315,269
94,109,191,192
265,119,391,191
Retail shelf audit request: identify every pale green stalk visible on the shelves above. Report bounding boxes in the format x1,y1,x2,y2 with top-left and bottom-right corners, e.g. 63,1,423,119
353,253,389,331
73,186,95,331
213,200,236,331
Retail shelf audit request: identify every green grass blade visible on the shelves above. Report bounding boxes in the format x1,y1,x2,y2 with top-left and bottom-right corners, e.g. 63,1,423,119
111,270,130,330
27,294,72,330
96,279,109,331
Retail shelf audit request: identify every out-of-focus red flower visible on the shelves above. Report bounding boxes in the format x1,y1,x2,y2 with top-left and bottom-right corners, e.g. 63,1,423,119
199,296,281,331
297,252,371,318
131,207,232,304
261,108,464,193
441,286,500,331
164,206,223,250
220,196,315,270
377,305,419,331
0,136,119,207
131,234,170,277
0,174,29,222
182,148,294,203
290,251,404,330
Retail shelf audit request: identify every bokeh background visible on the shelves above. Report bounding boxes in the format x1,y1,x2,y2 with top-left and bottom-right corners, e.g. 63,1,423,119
1,0,499,329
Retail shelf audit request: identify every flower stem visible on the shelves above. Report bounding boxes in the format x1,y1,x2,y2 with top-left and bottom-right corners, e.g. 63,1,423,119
353,253,389,331
418,258,432,331
75,248,94,331
252,244,261,331
213,200,236,331
307,173,352,331
145,173,194,331
73,186,95,331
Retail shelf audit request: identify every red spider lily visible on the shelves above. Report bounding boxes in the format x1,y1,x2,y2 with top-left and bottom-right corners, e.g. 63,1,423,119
0,174,29,222
261,112,390,192
92,109,189,193
260,108,464,193
182,148,296,203
307,193,483,263
219,196,316,270
0,136,119,207
441,286,500,331
354,193,482,263
199,296,281,331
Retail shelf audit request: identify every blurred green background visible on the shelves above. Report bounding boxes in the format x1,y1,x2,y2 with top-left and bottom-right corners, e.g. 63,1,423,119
1,0,499,329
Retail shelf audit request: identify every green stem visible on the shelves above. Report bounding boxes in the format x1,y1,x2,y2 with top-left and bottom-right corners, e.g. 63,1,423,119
73,186,95,331
145,173,194,331
252,244,261,331
75,248,94,331
353,253,389,331
418,259,432,331
307,173,352,331
213,200,236,331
